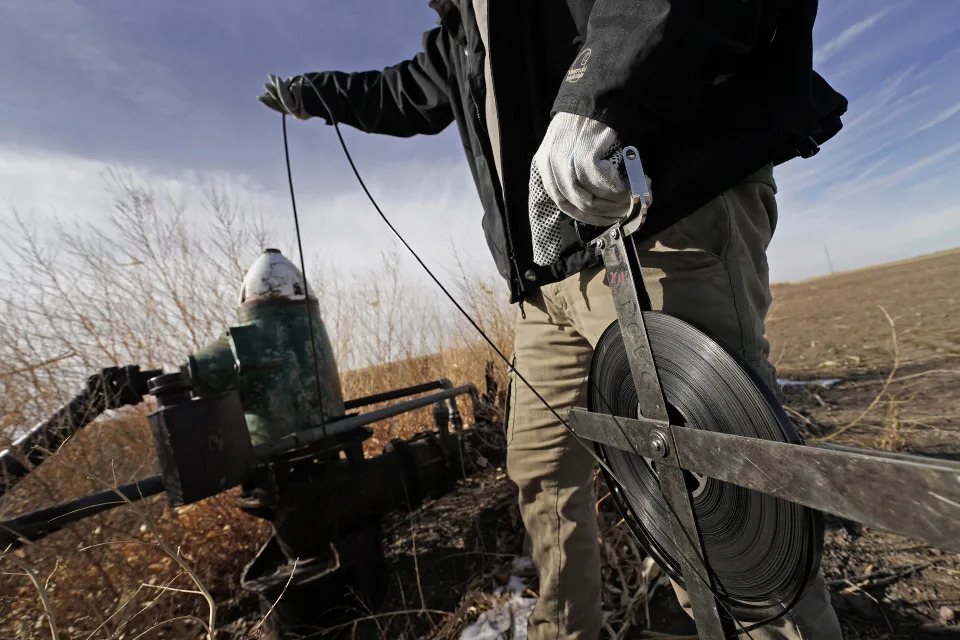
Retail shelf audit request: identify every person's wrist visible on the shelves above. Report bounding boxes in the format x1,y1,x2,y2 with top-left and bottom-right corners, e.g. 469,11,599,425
295,75,332,121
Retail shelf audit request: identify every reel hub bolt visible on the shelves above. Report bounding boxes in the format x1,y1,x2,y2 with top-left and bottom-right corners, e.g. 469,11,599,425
650,432,669,458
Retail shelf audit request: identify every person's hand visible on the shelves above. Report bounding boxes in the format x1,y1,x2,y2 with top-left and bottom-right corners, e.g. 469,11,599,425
533,112,630,226
258,74,312,120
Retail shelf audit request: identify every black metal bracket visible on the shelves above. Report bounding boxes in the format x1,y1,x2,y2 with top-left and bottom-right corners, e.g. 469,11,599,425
0,365,161,499
344,379,452,410
0,475,165,550
591,213,730,639
253,384,478,458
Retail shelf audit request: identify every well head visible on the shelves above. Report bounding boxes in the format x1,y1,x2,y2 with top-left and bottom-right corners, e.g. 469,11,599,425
239,248,314,305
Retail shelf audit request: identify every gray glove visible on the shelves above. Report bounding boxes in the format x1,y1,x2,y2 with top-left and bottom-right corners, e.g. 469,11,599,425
529,159,568,266
258,74,312,120
533,112,629,226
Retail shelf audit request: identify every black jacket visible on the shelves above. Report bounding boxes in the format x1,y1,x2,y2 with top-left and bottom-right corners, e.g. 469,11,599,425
301,0,847,302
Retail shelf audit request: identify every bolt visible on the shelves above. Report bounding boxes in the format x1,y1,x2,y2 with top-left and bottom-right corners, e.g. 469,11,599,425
597,239,606,251
610,229,619,240
650,432,669,458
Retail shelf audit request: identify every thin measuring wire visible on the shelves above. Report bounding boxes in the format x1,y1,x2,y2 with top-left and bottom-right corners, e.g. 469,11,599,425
281,113,328,444
288,75,793,637
292,78,757,638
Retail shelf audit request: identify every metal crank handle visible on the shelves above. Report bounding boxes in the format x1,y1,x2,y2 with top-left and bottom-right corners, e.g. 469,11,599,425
619,146,652,238
588,146,652,252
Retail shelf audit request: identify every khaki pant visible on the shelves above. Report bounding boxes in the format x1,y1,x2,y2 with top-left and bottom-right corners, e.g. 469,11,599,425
506,166,842,640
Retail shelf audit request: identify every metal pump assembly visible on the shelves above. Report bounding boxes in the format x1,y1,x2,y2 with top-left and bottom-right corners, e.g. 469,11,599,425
0,249,501,634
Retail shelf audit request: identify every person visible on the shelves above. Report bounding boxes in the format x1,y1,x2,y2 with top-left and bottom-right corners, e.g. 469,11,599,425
259,2,848,638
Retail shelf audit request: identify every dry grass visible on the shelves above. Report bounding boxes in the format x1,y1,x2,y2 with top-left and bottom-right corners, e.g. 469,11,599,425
596,480,668,639
0,174,514,639
819,306,901,444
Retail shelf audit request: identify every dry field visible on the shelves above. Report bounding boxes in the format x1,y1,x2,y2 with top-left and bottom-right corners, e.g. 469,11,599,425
342,248,960,640
766,248,960,639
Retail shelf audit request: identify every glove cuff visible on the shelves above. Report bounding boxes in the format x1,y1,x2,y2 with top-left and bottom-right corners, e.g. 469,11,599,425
296,74,333,122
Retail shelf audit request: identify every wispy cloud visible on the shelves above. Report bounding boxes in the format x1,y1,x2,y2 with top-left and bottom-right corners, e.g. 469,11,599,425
822,141,960,202
814,6,896,65
845,65,918,129
58,34,186,115
0,0,186,115
877,140,960,183
851,154,894,184
912,102,960,134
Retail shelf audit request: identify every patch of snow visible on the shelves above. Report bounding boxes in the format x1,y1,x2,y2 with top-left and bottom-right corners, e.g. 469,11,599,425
460,592,536,640
496,575,527,597
461,558,537,640
777,378,841,388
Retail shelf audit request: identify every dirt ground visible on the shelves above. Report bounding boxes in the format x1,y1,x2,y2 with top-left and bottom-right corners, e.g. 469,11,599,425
218,249,960,639
764,248,960,639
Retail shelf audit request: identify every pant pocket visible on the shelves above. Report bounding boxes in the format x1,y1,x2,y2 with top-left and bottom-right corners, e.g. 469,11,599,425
505,355,517,446
661,193,732,260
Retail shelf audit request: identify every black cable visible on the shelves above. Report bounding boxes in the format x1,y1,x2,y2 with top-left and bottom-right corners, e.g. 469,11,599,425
281,113,328,445
285,75,802,637
289,76,759,637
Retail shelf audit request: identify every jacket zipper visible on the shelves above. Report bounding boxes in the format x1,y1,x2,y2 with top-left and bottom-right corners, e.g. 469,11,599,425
440,3,526,310
468,83,526,318
476,1,526,310
467,82,486,134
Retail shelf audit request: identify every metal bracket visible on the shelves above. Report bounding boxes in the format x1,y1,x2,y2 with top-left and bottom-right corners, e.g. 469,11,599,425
569,409,960,554
619,146,653,238
590,153,730,637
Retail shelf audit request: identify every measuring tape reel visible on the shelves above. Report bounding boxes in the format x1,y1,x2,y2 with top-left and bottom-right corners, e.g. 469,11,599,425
588,313,823,622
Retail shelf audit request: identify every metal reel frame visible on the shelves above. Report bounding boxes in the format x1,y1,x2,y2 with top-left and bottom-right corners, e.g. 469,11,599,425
566,147,960,639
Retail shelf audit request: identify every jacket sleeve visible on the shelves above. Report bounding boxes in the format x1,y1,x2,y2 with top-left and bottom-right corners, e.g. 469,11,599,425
552,0,771,143
301,27,455,137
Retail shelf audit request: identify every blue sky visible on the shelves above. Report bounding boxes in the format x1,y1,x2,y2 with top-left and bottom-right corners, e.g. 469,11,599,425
1,0,959,287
